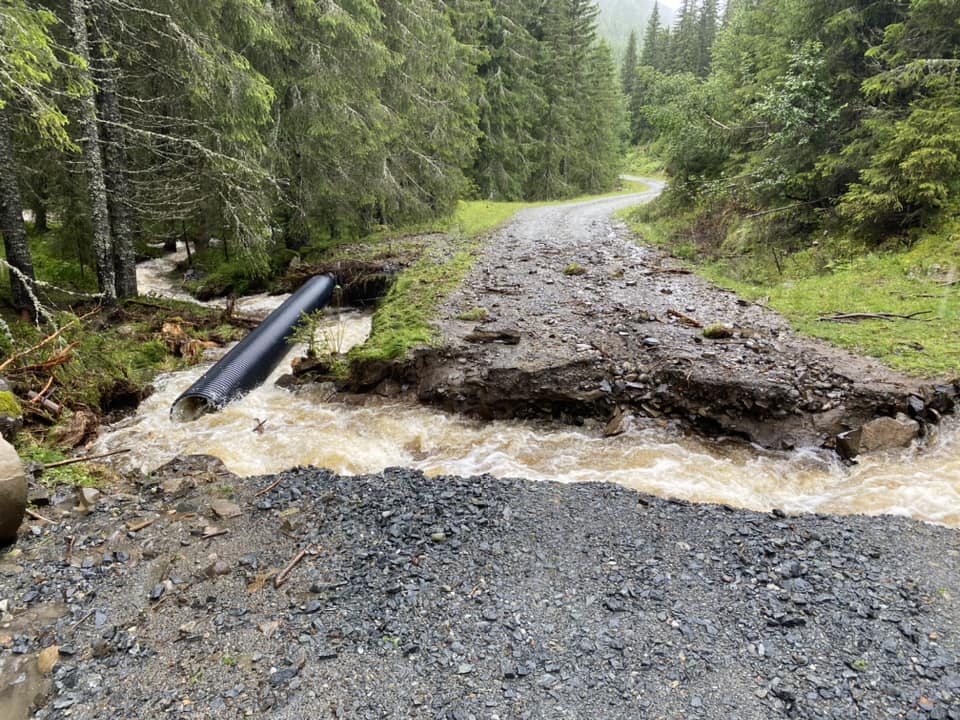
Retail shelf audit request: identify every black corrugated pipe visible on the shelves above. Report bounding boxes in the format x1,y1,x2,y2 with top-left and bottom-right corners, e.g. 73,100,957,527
171,274,336,421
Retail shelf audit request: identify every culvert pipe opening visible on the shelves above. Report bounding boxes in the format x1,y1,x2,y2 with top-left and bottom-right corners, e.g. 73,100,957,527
170,274,336,421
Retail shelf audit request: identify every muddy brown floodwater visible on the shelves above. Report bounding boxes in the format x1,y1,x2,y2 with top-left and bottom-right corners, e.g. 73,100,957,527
90,184,960,527
90,312,960,527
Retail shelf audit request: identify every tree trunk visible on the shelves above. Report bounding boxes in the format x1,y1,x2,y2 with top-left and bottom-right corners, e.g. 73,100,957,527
69,0,116,303
92,12,137,298
32,201,48,234
29,171,49,233
0,108,38,316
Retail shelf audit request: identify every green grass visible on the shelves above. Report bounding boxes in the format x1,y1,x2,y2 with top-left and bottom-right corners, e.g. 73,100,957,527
626,203,960,378
19,441,102,487
349,235,482,363
621,146,668,180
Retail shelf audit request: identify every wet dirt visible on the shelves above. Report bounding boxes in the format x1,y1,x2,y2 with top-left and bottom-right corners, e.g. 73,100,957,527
357,182,955,451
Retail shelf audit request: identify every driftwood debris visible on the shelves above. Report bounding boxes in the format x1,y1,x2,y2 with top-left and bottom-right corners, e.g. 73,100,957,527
818,311,931,323
465,327,521,345
255,476,284,497
43,448,130,469
667,308,703,328
274,544,319,588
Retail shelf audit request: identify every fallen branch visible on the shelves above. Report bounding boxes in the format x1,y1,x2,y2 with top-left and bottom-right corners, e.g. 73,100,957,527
0,307,100,373
667,308,703,328
255,476,283,497
125,517,156,532
818,311,931,322
14,340,81,373
642,267,692,276
44,448,131,469
274,544,318,588
32,376,55,403
26,508,55,524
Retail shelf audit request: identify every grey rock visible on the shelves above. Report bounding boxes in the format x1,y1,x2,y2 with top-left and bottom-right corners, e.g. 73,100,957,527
0,437,27,542
843,414,921,457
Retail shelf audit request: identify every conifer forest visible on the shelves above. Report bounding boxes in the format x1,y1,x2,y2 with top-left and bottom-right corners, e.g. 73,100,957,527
0,0,958,315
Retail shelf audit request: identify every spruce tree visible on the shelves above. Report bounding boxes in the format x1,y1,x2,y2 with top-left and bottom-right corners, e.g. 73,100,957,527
471,0,543,200
621,30,639,97
0,0,71,314
640,1,662,68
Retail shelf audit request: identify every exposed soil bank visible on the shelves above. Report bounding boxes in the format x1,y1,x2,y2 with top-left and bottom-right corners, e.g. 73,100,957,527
352,184,956,451
2,460,958,718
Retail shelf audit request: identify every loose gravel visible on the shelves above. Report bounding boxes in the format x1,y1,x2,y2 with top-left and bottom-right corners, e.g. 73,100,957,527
2,460,958,719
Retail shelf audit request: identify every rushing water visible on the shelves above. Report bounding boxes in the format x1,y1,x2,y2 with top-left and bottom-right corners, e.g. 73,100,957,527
90,254,960,528
137,245,289,317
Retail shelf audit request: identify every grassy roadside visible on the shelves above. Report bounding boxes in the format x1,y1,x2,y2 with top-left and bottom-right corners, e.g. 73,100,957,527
346,199,520,365
623,198,960,379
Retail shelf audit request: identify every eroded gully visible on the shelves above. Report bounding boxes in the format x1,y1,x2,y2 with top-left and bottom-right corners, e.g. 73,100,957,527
89,185,960,528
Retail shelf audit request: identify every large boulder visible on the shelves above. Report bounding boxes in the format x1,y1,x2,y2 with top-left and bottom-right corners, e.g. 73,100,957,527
836,413,920,458
0,437,27,542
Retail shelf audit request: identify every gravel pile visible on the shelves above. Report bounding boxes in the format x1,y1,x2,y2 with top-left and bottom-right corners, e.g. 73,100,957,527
1,462,958,719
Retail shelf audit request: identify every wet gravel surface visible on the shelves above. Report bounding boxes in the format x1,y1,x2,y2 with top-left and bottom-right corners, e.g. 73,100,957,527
2,460,958,719
417,182,952,449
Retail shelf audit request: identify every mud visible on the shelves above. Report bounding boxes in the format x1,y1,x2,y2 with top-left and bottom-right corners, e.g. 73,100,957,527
353,182,956,451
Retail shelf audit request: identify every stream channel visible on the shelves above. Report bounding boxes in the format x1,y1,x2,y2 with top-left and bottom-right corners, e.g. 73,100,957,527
92,247,960,528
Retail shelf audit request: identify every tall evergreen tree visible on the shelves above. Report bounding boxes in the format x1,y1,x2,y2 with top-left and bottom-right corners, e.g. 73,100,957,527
697,0,718,77
471,0,543,200
0,0,70,314
376,0,478,221
669,0,701,74
640,1,663,68
621,30,639,97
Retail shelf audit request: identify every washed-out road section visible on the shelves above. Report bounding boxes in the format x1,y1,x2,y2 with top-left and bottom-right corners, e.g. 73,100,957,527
364,180,955,451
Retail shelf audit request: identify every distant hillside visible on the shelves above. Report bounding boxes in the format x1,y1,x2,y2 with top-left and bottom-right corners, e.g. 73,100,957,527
594,0,675,59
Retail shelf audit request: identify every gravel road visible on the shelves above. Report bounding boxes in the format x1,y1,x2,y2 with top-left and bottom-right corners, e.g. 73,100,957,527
404,181,954,451
2,460,958,719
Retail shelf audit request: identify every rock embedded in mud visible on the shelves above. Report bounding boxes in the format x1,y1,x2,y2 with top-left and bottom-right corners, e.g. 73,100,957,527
211,499,242,519
859,414,920,453
604,409,634,437
0,437,27,542
837,414,920,458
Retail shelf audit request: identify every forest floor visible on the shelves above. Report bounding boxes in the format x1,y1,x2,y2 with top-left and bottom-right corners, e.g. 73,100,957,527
356,181,955,451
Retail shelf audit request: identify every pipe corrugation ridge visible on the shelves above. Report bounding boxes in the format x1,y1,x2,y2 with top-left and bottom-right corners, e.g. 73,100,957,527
171,274,336,420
